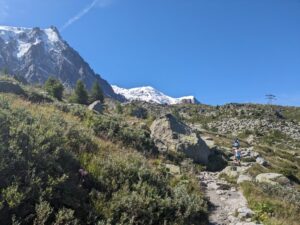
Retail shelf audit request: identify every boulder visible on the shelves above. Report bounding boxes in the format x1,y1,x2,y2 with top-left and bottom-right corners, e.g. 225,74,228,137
88,101,103,113
150,114,212,164
255,173,290,185
237,175,253,184
220,166,248,179
246,134,255,145
237,207,254,219
250,151,260,158
165,164,180,175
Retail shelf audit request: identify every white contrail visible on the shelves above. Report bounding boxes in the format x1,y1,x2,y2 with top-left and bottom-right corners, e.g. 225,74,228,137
61,0,100,31
0,0,9,21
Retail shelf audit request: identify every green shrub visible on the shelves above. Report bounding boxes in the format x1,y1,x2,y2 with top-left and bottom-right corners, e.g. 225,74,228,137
81,153,208,225
44,77,64,100
26,91,53,103
34,200,53,225
1,183,25,208
90,115,157,153
241,182,300,225
0,96,208,224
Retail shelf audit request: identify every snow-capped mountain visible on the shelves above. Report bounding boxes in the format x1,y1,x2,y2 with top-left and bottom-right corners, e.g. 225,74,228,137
0,25,119,98
112,85,199,105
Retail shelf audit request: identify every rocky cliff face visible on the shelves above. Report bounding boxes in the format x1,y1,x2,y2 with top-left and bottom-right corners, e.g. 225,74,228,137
0,26,120,98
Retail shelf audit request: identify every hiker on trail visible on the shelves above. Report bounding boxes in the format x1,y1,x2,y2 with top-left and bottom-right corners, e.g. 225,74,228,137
232,138,241,165
232,138,240,149
234,147,241,166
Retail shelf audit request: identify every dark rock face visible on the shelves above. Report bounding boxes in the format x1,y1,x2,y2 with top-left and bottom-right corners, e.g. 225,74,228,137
0,80,25,95
150,114,212,164
0,26,121,99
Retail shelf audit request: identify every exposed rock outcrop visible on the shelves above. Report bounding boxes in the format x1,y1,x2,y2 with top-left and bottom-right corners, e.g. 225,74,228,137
255,173,290,186
220,166,249,179
0,80,25,95
88,101,103,113
237,174,253,184
150,114,212,164
208,117,300,141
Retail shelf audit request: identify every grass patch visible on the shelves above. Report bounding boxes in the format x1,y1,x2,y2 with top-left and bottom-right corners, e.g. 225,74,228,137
241,182,300,225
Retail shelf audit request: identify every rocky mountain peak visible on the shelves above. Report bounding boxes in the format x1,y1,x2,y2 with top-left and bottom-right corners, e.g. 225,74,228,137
0,25,120,99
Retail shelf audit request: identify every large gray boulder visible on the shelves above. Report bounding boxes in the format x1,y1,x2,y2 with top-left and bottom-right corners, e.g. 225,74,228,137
150,114,212,164
88,101,103,113
255,173,290,185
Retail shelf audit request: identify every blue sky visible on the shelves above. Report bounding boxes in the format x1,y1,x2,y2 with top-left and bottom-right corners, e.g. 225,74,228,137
1,0,300,106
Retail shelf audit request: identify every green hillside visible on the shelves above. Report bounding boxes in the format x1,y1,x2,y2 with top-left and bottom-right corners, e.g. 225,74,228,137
0,75,300,225
0,76,208,225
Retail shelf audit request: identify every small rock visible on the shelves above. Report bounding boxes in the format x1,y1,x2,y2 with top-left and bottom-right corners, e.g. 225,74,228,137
250,151,260,158
207,182,219,190
256,157,268,166
235,223,258,225
216,190,226,195
246,135,255,144
228,215,237,222
217,182,231,190
165,164,180,175
230,187,237,192
237,207,254,218
220,197,226,201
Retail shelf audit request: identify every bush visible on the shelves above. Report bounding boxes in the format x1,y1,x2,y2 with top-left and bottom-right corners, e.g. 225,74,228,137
82,153,208,225
0,103,94,224
26,91,53,103
90,115,157,153
1,183,25,208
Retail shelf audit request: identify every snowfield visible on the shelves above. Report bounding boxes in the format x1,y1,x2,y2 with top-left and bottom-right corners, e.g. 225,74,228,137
112,85,199,105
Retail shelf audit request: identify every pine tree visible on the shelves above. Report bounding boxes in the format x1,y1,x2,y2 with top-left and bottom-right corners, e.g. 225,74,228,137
71,80,88,105
90,82,104,103
44,77,64,100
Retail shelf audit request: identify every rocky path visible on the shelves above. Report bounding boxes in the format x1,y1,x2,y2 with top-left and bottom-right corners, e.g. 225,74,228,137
195,128,268,224
199,171,260,225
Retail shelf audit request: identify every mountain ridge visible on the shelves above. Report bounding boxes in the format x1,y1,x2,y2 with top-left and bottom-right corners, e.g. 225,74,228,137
0,25,121,99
